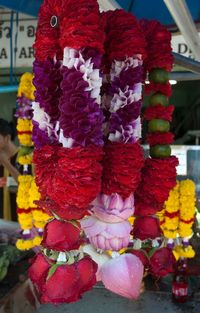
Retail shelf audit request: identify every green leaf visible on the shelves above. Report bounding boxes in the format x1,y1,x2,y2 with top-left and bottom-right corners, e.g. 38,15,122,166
46,264,60,280
0,267,8,281
148,247,157,258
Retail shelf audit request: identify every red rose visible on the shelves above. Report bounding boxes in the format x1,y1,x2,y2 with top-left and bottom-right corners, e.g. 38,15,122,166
129,250,149,268
149,247,176,277
133,216,161,240
42,219,82,251
76,257,97,293
40,257,97,304
28,254,51,293
135,195,161,216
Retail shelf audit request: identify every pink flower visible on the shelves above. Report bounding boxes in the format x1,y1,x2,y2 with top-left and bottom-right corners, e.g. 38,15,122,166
92,193,134,223
99,253,144,299
81,216,131,251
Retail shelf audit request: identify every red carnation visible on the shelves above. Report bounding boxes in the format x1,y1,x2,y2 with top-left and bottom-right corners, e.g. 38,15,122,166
133,216,161,240
103,9,146,65
144,105,174,121
102,141,144,199
145,82,172,97
149,247,176,277
134,155,178,215
34,145,103,220
34,145,59,198
42,219,82,251
147,132,174,145
34,0,63,61
60,0,104,53
140,20,173,72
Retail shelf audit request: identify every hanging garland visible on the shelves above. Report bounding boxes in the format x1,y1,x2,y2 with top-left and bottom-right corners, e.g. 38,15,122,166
29,0,105,304
160,179,196,259
81,9,146,299
28,0,182,303
16,73,50,250
129,20,179,277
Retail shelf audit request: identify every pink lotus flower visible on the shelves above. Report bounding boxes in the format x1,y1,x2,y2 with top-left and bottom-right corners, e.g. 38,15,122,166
92,193,134,223
82,244,111,281
99,253,144,299
81,216,131,251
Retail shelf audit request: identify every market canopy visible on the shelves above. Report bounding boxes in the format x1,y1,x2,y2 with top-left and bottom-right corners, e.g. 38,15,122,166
0,0,199,25
0,0,200,73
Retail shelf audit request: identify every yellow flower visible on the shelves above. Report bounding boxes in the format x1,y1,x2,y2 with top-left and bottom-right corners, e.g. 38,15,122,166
29,179,41,208
18,212,33,229
17,119,32,132
178,224,193,238
128,216,135,225
162,229,178,239
17,119,33,146
17,175,33,209
17,72,35,100
18,154,32,165
172,250,180,261
18,134,33,146
164,216,179,230
174,245,195,258
16,239,33,250
32,236,42,247
179,179,195,196
163,179,196,242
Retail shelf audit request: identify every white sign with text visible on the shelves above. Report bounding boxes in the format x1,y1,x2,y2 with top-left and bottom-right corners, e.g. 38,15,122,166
0,11,199,68
0,13,37,68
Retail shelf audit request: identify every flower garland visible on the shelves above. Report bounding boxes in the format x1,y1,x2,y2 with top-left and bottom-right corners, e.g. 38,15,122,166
128,20,179,278
28,0,183,302
161,179,196,259
81,9,146,299
134,19,178,223
16,73,50,250
29,0,105,304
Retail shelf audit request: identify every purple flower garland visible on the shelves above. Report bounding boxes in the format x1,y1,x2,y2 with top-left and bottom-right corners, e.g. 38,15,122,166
32,59,62,148
58,47,104,147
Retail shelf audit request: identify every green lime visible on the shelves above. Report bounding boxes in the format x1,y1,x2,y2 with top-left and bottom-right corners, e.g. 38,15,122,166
149,68,169,84
150,145,171,158
148,119,170,133
149,93,169,107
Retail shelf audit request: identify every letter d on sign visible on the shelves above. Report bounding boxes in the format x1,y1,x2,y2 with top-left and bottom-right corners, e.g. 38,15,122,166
178,43,188,54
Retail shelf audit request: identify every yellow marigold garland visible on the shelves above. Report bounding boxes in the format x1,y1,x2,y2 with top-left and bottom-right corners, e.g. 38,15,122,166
16,72,50,250
159,181,180,239
160,179,196,259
